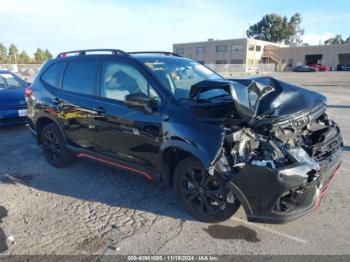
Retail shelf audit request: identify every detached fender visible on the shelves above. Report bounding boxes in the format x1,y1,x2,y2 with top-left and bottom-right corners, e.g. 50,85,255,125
160,118,224,170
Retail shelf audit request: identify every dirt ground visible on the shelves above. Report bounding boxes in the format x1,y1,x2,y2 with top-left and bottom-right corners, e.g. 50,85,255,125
0,72,349,255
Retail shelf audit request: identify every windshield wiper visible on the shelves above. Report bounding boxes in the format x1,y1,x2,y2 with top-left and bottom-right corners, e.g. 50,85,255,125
178,98,212,104
204,94,232,100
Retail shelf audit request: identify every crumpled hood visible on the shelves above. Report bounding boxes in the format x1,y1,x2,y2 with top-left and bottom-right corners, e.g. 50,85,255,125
190,77,326,122
232,77,327,120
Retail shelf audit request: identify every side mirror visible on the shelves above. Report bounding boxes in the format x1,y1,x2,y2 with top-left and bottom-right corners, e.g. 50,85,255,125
125,92,153,112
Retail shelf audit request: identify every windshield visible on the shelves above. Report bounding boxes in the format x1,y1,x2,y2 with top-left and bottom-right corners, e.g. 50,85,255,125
142,58,223,100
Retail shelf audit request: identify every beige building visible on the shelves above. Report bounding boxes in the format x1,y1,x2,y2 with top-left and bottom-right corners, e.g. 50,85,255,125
173,38,284,66
173,38,350,71
265,43,350,69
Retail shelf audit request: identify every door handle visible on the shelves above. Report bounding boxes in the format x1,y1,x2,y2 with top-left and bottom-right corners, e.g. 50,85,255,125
52,97,63,104
93,106,106,114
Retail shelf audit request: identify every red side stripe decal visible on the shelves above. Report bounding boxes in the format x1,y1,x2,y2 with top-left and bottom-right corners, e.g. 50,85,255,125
320,166,340,198
316,164,341,208
76,153,153,181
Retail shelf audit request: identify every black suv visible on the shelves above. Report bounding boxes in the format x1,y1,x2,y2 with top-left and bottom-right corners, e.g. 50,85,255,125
27,49,343,223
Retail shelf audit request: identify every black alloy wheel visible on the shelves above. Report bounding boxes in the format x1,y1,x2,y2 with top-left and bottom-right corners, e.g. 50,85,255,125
43,130,61,162
174,157,240,222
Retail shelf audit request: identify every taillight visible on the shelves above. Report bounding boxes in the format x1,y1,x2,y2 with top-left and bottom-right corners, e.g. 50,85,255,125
25,87,33,97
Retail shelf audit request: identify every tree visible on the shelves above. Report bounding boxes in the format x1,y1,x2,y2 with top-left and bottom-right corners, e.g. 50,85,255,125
44,49,53,60
8,44,19,63
288,13,304,46
324,35,344,45
0,43,9,63
246,13,304,44
34,48,46,63
18,51,31,64
345,36,350,43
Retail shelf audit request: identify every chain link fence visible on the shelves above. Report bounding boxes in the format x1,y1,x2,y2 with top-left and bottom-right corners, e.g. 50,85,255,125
0,64,42,81
206,63,276,77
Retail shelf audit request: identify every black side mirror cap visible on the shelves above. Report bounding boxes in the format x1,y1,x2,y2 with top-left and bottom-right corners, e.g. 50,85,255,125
125,92,149,107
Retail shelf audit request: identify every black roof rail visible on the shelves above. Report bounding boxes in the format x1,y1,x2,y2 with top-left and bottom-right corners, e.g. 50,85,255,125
56,49,128,58
128,51,182,57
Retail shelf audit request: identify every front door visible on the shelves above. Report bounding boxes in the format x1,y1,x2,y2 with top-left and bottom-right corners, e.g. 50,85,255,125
91,58,163,170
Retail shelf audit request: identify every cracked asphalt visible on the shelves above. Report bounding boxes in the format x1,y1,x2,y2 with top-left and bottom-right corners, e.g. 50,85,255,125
0,72,349,255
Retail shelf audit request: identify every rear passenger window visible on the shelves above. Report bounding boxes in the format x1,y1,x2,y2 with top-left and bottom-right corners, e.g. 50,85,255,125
62,60,97,95
41,62,65,88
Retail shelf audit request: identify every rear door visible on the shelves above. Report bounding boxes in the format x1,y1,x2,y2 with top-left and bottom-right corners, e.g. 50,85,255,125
57,58,99,149
91,57,164,169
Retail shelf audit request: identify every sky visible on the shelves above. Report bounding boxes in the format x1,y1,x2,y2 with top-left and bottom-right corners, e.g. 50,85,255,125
1,0,350,56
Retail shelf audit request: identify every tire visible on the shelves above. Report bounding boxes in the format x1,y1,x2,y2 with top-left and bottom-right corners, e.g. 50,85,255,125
174,157,240,223
40,123,73,167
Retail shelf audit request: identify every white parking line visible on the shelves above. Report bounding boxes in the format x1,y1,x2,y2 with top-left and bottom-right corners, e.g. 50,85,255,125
231,217,308,244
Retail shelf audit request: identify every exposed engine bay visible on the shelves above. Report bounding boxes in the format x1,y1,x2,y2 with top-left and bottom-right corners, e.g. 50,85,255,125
219,110,342,176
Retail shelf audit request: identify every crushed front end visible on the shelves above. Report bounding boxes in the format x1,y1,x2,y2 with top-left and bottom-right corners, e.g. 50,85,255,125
188,77,343,223
215,104,343,223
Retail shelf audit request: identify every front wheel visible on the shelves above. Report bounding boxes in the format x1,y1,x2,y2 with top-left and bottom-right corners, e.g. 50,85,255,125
174,157,240,223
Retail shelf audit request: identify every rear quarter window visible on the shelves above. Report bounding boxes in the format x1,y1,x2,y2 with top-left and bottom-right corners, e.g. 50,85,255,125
41,62,66,88
62,60,97,95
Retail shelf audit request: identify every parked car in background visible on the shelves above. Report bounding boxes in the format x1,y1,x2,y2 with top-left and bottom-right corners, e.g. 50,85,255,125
337,64,350,71
0,70,30,126
309,64,331,72
27,49,343,223
293,65,317,72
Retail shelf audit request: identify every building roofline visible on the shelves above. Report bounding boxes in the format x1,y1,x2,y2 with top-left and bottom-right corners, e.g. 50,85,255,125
173,38,287,47
173,38,248,46
279,42,350,49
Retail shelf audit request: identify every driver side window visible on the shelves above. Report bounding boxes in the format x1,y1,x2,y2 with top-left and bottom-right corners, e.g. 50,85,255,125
100,60,159,102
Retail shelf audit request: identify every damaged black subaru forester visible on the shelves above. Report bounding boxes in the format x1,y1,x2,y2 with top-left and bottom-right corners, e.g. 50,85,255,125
27,50,343,223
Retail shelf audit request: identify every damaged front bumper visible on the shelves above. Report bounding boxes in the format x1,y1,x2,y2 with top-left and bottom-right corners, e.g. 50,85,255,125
225,126,343,224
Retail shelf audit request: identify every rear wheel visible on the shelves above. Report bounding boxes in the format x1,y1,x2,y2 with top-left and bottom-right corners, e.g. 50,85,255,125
41,123,73,167
174,157,240,222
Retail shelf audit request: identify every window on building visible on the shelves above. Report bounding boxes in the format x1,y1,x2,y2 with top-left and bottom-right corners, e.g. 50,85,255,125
248,44,254,51
230,59,243,64
62,60,97,95
216,45,227,53
100,60,159,102
216,60,227,64
255,45,261,52
288,59,294,66
41,62,66,88
247,59,255,66
196,47,205,54
231,45,244,52
175,48,184,55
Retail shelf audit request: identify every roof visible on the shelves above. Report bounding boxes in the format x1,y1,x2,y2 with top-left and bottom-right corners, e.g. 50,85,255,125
130,53,189,62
